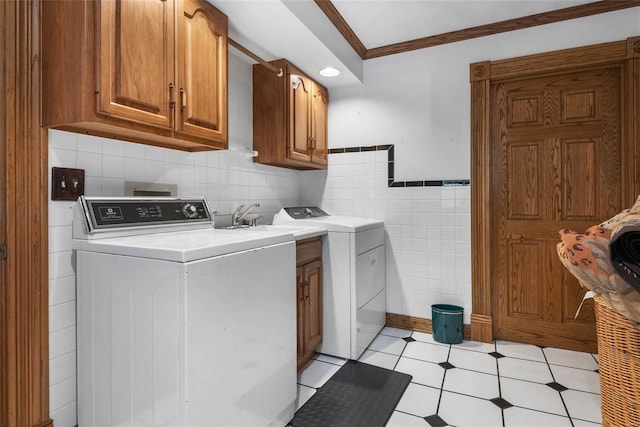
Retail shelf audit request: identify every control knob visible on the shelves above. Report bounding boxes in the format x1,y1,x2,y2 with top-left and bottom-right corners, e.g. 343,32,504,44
181,203,199,219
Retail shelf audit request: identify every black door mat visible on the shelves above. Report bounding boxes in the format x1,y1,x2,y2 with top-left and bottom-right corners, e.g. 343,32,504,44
289,360,412,427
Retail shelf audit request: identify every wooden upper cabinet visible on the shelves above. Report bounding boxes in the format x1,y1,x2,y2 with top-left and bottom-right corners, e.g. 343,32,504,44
42,0,228,151
253,59,329,170
98,0,174,129
176,0,228,143
289,71,313,163
311,83,329,166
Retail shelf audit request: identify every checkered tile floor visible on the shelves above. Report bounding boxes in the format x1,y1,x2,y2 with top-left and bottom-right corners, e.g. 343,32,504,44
296,327,601,426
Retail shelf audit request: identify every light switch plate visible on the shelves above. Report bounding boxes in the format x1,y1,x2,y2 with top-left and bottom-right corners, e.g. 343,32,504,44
51,167,85,201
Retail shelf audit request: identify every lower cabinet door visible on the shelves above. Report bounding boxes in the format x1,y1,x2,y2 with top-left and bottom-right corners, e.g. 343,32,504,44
296,266,306,369
297,258,323,371
303,260,322,352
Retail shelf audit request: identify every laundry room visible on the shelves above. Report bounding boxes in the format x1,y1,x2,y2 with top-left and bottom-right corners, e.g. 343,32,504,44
3,1,640,426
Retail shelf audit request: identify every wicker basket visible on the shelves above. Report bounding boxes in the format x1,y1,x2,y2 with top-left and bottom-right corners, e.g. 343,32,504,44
594,295,640,427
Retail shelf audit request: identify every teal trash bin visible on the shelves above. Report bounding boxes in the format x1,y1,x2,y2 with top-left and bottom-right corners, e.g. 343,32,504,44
431,304,463,344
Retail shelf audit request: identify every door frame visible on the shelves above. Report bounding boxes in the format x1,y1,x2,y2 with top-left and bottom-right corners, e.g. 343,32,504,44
0,1,51,425
469,36,640,343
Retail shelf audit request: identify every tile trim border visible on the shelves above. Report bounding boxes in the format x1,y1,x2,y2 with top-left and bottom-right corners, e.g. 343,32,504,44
328,144,470,188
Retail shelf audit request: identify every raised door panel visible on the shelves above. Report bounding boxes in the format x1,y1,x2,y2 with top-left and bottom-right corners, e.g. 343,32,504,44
176,0,227,146
561,88,599,123
507,93,543,127
507,239,544,318
507,142,541,219
98,0,174,128
288,67,312,163
304,260,323,353
311,83,328,167
561,139,597,220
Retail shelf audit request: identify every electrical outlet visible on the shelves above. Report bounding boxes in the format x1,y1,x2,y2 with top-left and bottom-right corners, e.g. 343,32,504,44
51,167,85,201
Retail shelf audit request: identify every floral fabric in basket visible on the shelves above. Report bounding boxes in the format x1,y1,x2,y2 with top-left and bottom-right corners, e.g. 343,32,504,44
557,195,640,323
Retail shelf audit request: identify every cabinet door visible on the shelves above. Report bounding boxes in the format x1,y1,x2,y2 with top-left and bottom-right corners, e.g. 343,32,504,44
288,67,312,163
97,0,174,128
296,266,306,369
303,259,323,353
311,83,328,166
176,0,228,146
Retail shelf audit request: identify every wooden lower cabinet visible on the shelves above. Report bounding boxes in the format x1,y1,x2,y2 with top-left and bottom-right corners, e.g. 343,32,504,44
296,238,323,371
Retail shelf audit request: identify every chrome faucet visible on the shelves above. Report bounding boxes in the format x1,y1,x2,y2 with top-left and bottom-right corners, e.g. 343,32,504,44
232,203,260,226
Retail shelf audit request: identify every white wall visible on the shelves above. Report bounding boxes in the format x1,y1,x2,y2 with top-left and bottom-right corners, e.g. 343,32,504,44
300,155,472,322
328,9,640,180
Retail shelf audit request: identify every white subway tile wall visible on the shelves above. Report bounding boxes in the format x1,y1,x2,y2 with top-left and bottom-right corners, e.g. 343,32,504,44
47,52,472,426
300,151,472,323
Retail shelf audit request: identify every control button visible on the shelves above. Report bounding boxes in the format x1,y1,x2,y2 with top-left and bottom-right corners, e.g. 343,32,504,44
181,203,199,219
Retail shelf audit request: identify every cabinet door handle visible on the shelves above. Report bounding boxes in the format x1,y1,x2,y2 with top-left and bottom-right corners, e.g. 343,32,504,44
169,83,175,109
180,88,187,111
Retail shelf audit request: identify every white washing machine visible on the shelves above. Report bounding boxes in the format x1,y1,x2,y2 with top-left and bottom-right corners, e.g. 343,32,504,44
73,197,297,427
272,207,386,360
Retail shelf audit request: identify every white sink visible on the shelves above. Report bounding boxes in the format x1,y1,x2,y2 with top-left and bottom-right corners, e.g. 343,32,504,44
224,224,327,241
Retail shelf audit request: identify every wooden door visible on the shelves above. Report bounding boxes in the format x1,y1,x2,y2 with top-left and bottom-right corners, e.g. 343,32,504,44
98,0,174,128
492,67,622,352
311,83,329,167
288,66,313,163
303,259,323,354
176,0,227,146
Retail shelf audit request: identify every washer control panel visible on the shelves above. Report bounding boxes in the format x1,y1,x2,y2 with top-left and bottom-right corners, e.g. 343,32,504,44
80,197,212,231
283,206,328,219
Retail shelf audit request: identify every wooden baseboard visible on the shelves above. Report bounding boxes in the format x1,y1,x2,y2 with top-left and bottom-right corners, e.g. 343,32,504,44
35,419,54,427
386,313,471,339
470,313,493,343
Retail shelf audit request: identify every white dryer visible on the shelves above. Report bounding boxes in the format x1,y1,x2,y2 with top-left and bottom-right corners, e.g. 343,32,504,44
73,197,297,427
273,207,386,360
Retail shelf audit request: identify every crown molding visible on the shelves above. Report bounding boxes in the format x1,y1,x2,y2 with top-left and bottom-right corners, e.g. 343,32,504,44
316,0,640,60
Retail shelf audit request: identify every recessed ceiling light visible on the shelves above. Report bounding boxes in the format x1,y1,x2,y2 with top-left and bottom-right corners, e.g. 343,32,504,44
319,67,340,77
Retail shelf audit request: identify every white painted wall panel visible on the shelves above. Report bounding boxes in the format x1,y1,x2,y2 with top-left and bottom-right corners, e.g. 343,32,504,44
328,9,640,180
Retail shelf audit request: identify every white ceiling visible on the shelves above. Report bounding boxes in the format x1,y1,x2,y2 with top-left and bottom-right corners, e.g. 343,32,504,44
331,0,594,47
210,0,599,88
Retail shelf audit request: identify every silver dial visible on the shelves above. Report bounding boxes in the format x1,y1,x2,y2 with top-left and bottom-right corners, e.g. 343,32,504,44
181,203,199,219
